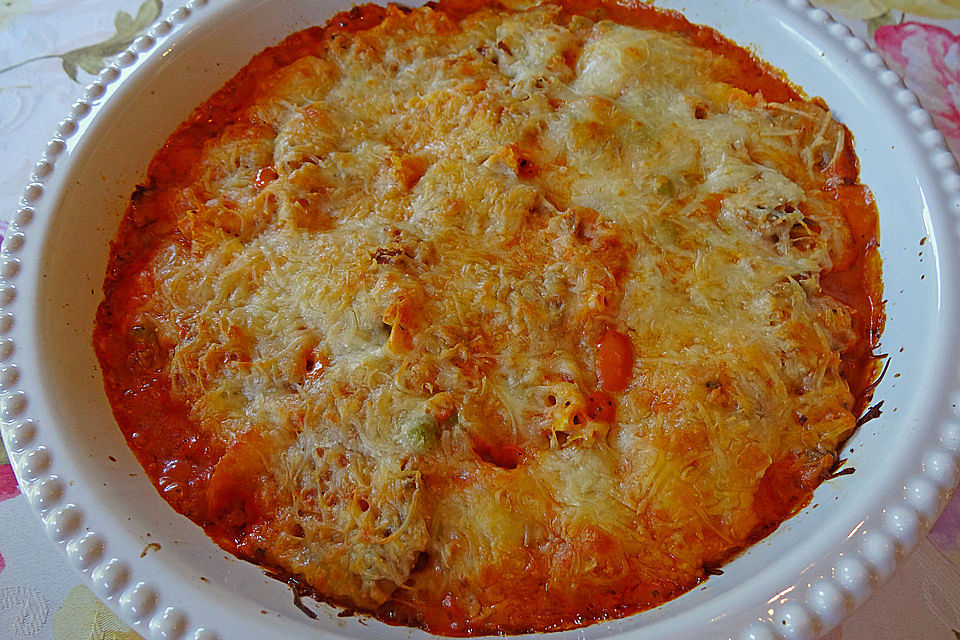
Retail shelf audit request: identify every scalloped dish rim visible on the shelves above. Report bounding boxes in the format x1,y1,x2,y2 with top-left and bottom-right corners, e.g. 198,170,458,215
2,0,960,639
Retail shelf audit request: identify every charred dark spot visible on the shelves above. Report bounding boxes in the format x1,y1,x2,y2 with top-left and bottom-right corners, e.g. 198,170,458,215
372,246,403,264
855,400,883,428
130,183,152,204
293,589,319,619
828,466,856,479
862,358,890,397
516,153,538,179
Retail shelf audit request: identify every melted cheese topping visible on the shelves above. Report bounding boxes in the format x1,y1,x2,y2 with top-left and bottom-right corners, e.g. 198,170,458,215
95,0,882,634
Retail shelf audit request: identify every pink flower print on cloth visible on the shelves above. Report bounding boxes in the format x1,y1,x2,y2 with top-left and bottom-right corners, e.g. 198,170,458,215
930,490,960,568
0,438,20,501
0,460,18,502
874,22,960,156
0,439,22,574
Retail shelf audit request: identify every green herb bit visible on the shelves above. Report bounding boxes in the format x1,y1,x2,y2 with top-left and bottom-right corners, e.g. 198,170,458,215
401,412,441,451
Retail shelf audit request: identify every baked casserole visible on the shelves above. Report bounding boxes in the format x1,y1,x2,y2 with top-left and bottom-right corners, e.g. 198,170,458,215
94,0,884,634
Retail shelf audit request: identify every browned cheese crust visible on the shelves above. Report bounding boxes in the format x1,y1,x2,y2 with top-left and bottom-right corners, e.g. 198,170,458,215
94,0,884,634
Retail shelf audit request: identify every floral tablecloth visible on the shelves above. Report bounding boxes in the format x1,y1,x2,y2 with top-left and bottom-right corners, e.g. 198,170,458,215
2,0,960,638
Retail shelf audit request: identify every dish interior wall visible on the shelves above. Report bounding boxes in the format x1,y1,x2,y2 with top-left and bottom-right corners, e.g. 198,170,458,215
25,0,952,638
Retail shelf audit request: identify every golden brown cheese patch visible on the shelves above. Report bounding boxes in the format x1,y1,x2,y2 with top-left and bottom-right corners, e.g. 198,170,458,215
94,0,883,635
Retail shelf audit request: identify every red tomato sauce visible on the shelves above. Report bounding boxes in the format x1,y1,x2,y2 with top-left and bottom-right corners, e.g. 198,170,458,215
94,0,884,635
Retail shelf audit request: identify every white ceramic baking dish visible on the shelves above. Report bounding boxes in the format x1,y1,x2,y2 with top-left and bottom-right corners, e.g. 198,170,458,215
2,0,959,639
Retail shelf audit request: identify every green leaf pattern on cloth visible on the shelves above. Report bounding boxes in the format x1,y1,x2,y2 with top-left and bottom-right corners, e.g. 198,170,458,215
0,0,161,81
811,0,960,19
60,0,162,81
866,9,900,34
53,585,143,640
